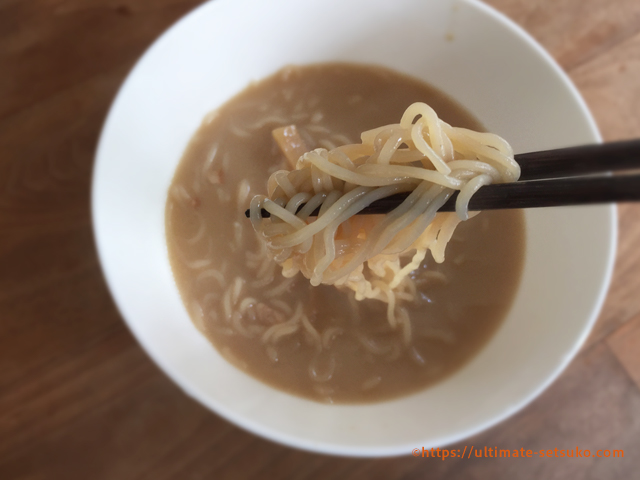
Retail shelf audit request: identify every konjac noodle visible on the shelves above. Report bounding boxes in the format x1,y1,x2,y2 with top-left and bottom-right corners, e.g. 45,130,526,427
250,102,520,329
166,63,525,403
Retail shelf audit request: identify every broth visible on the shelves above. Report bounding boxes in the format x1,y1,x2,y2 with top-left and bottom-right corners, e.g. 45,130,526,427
166,63,525,403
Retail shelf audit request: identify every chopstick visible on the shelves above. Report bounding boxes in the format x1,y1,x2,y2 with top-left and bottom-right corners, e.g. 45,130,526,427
244,139,640,218
359,174,640,214
517,138,640,180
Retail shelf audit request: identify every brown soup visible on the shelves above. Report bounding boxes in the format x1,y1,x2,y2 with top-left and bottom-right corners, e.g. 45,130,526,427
166,63,525,403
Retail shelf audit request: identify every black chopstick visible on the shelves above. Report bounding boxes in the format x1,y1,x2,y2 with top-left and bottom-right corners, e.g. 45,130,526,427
244,139,640,218
517,138,640,180
360,174,640,213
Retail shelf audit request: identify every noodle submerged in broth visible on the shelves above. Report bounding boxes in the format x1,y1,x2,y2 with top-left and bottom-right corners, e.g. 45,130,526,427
166,63,525,403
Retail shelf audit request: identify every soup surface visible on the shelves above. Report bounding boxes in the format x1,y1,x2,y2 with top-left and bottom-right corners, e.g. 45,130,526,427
166,63,525,403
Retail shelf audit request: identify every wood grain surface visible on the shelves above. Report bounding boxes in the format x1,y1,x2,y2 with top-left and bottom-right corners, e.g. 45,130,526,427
1,1,639,478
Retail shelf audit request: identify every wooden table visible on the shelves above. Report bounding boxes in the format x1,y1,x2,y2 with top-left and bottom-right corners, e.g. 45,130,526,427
1,1,639,478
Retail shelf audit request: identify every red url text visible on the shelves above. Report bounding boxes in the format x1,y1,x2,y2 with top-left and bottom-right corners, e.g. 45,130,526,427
412,446,624,460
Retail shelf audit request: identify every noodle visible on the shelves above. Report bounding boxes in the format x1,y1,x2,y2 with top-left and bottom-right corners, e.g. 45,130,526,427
250,102,520,329
362,376,382,390
309,354,336,382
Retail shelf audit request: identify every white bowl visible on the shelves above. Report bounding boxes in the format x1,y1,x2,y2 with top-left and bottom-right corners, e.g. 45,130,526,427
92,0,616,456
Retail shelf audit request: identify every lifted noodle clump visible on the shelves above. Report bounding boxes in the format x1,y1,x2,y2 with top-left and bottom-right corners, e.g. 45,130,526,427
250,102,520,327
